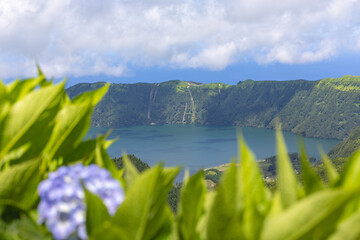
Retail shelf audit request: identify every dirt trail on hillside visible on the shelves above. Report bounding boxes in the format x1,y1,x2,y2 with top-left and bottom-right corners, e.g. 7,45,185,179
187,86,196,123
147,84,160,120
182,101,188,123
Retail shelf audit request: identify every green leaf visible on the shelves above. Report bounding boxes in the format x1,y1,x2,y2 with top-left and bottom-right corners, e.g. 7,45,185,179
337,150,360,189
206,162,245,240
37,65,51,87
0,80,7,102
276,130,300,209
43,102,92,162
298,138,323,195
66,137,115,167
329,210,360,240
3,100,61,167
239,135,267,204
0,102,10,145
84,188,111,237
197,191,215,240
6,76,45,102
182,168,190,182
1,144,31,168
4,213,52,240
260,189,354,240
238,135,268,239
0,83,64,161
176,171,206,240
72,83,109,106
64,138,97,164
89,222,126,240
0,159,41,210
162,167,181,189
43,84,110,163
112,165,179,240
319,149,339,184
93,136,120,181
267,191,284,217
122,153,139,189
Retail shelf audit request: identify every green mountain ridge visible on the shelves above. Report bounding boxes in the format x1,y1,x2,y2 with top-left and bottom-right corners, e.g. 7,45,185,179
67,75,360,139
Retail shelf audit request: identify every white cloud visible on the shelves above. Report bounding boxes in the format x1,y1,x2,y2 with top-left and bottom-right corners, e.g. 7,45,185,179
260,40,337,64
0,0,359,79
171,42,237,70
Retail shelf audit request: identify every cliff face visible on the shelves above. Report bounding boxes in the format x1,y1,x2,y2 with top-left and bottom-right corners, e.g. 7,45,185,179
67,76,360,139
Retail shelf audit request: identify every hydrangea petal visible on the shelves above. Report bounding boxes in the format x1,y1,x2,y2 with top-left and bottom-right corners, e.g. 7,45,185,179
37,164,124,240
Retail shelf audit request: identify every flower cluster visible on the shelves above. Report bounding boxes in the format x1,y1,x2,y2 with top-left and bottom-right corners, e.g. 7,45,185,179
37,164,125,240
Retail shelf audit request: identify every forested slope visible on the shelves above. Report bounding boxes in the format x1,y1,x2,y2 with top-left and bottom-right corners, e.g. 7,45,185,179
67,75,360,139
328,125,360,160
275,76,360,139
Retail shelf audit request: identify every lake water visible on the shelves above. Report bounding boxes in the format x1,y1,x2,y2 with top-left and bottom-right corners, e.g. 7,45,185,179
86,125,340,175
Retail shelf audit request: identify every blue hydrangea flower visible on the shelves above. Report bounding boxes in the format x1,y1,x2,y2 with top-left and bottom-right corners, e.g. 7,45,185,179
38,164,125,240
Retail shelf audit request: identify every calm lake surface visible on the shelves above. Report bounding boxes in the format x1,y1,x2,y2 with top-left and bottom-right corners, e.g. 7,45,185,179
86,125,340,174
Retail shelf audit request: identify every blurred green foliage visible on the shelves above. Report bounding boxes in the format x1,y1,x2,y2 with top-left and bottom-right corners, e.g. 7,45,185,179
0,69,118,239
2,72,360,239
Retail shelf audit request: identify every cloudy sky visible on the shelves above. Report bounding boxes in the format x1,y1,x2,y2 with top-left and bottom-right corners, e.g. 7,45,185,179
1,0,360,84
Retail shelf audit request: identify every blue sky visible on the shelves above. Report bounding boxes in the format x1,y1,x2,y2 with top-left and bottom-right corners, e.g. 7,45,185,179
1,0,360,85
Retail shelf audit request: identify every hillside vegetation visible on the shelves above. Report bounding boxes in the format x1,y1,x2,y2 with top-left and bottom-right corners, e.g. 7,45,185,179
113,154,150,172
67,75,360,139
328,126,360,160
313,125,360,174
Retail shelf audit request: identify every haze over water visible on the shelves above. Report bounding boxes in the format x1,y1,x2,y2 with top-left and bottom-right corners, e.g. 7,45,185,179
87,125,339,173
